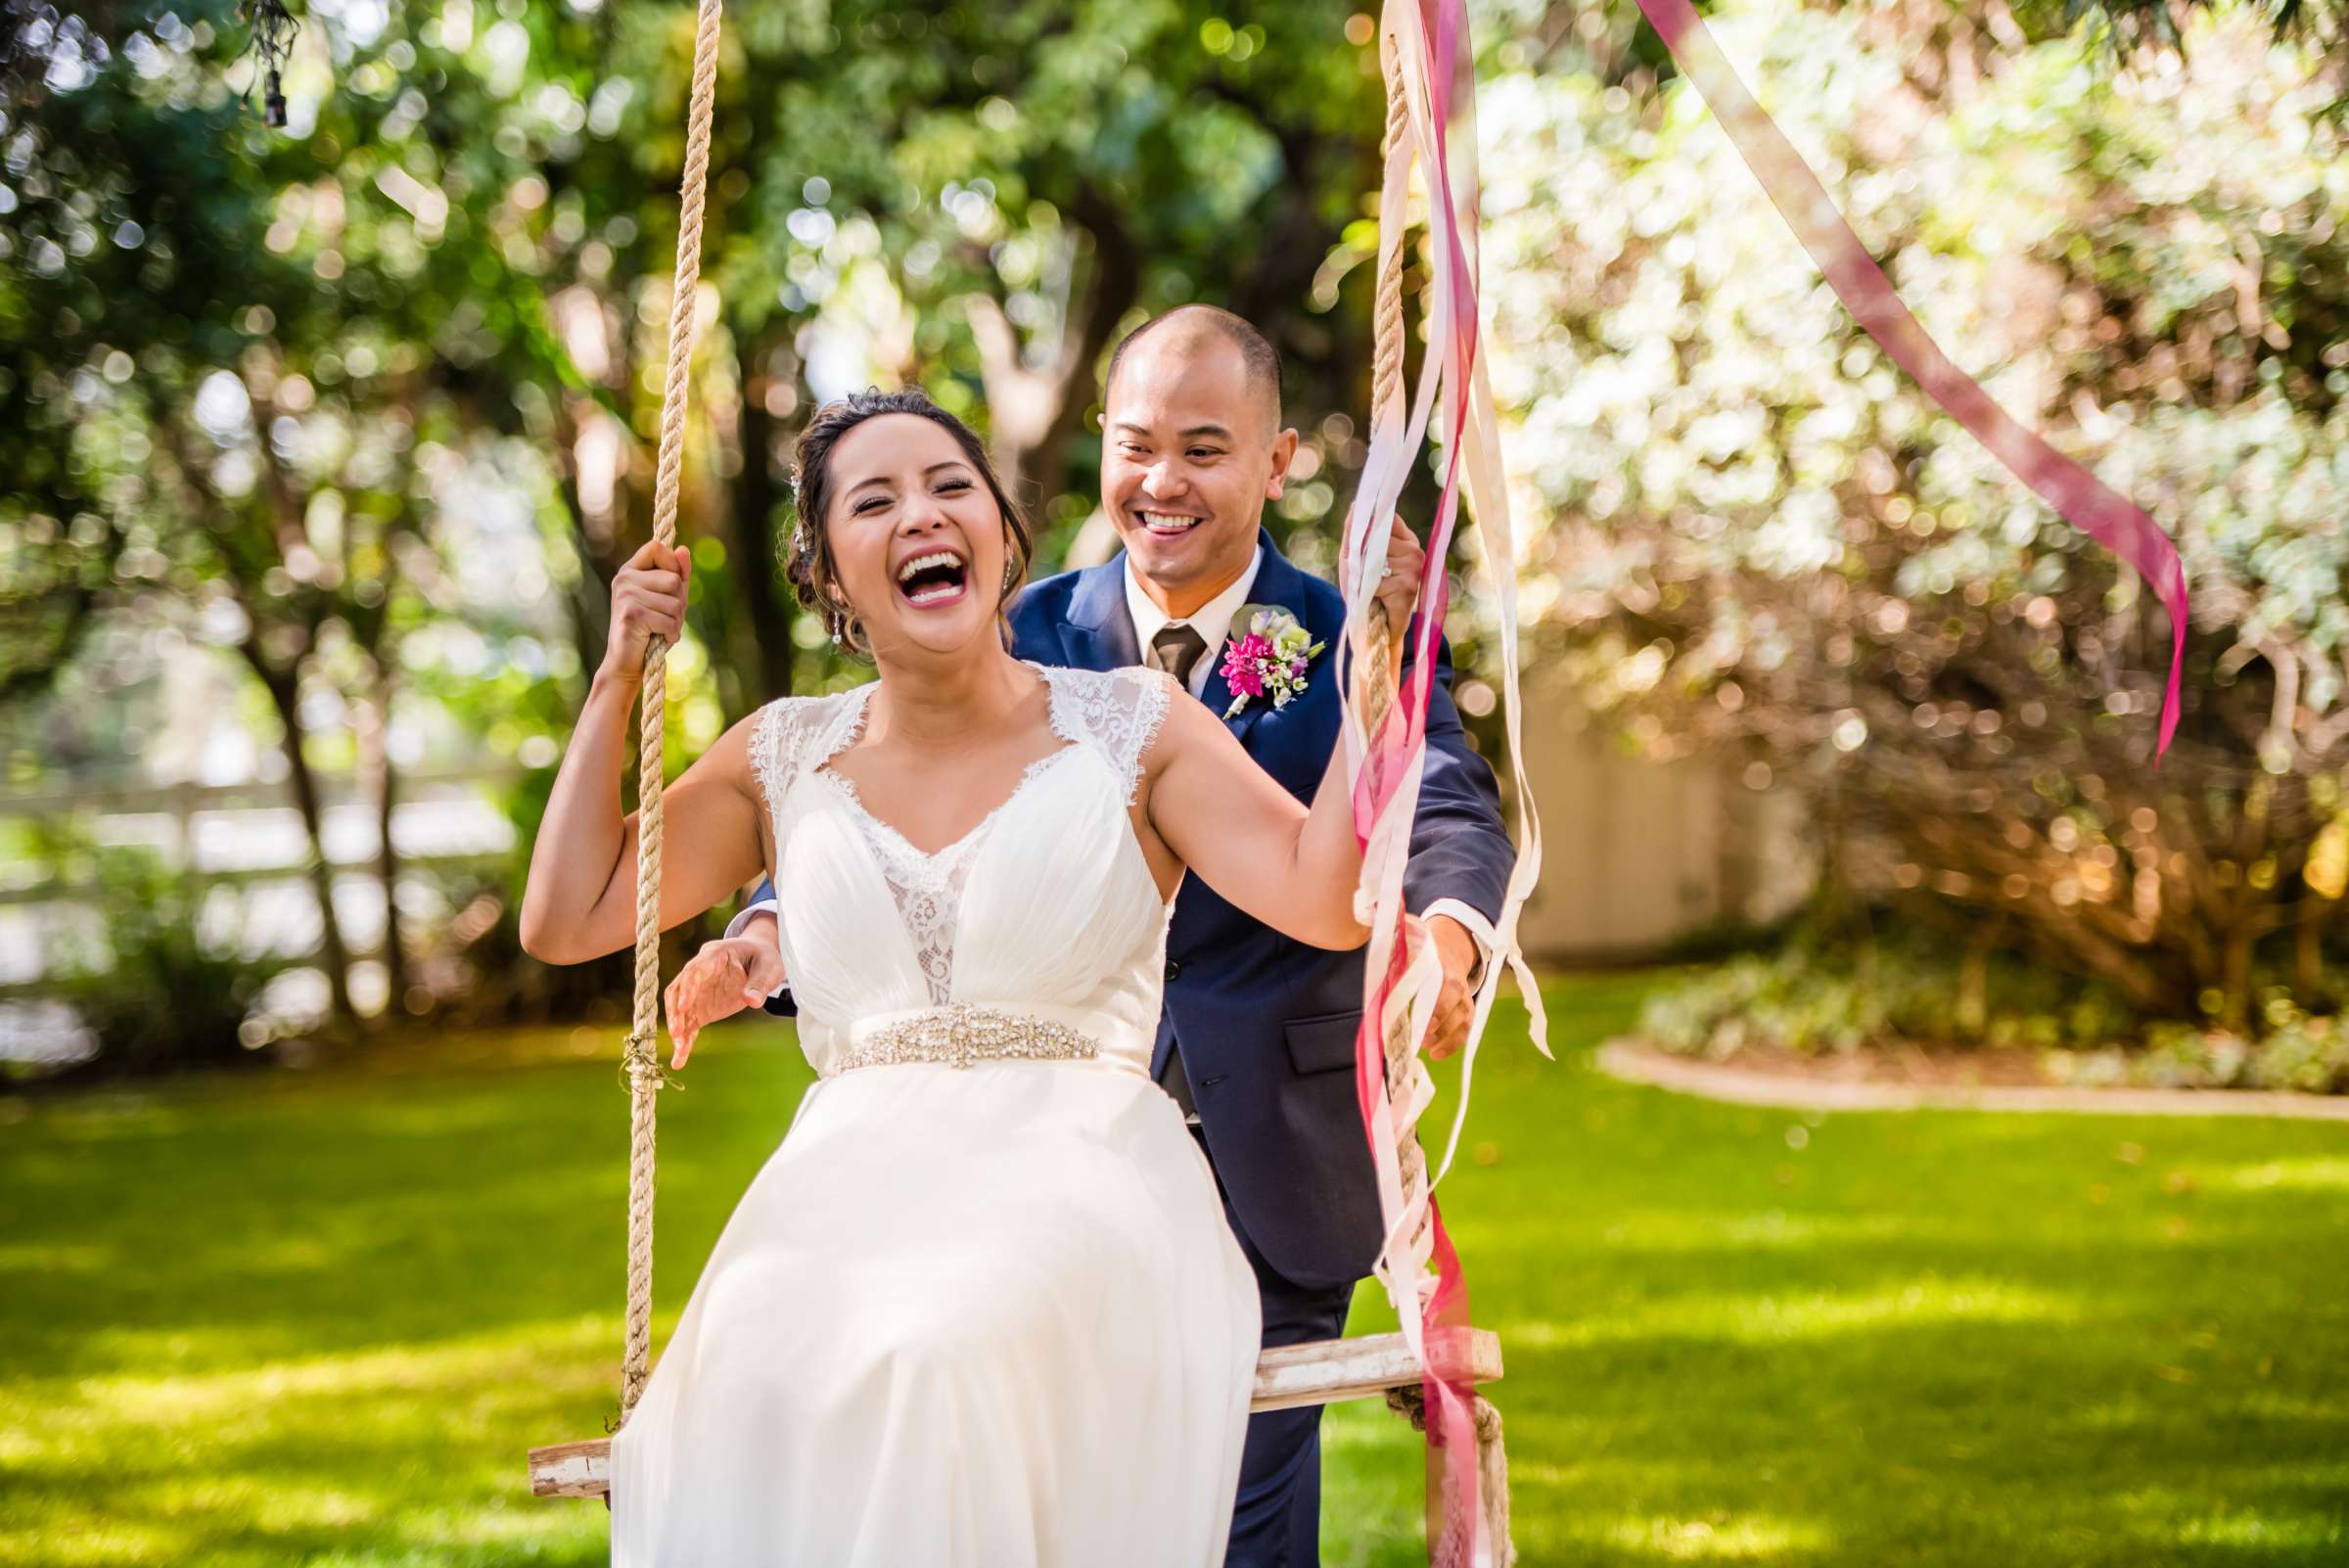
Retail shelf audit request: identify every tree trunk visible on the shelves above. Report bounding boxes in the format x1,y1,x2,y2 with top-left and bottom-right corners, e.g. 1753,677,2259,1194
969,194,1144,519
361,686,409,1012
1028,200,1143,513
2219,919,2256,1033
557,472,619,689
242,646,358,1033
731,332,798,701
2016,904,2182,1015
1956,916,2003,1039
1226,139,1342,347
2297,896,2332,1000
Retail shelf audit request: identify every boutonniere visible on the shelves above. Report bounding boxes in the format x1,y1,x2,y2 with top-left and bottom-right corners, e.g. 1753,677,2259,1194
1219,605,1325,718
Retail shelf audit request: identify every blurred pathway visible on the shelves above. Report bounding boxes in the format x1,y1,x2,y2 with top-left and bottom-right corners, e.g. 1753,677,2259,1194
1599,1039,2349,1121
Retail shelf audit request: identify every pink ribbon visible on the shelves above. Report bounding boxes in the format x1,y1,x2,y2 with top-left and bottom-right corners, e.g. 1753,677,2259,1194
1347,5,2193,1561
1346,4,1493,1561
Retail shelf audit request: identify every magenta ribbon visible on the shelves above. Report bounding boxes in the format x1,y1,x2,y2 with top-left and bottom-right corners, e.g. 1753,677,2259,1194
1345,4,1491,1562
1633,0,2189,751
1353,5,2193,1559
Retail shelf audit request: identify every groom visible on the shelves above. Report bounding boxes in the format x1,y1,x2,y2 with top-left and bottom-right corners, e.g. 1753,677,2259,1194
733,306,1513,1567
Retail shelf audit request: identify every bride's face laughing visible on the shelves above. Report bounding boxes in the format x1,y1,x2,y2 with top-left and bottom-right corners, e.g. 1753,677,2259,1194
823,413,1011,660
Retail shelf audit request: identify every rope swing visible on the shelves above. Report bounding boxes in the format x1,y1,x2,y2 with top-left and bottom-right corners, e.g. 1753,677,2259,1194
530,3,1531,1561
616,0,723,1420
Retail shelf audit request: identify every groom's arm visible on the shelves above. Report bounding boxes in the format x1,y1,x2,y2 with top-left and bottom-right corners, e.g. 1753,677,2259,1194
723,879,797,1018
1401,625,1514,930
1393,623,1517,1056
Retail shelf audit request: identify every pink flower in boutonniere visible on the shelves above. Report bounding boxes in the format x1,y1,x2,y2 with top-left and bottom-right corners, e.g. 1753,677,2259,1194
1220,606,1324,718
1222,634,1270,699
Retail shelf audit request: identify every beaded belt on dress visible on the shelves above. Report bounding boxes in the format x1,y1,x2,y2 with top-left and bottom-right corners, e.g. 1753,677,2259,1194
834,1004,1099,1074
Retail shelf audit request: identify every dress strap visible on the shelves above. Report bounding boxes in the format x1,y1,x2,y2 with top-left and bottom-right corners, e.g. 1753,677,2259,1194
1039,665,1174,805
750,686,874,826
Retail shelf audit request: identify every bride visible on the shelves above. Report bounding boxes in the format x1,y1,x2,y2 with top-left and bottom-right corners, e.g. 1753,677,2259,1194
520,388,1412,1566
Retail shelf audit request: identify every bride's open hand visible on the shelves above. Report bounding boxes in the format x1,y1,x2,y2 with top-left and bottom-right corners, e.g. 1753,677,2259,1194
664,934,787,1069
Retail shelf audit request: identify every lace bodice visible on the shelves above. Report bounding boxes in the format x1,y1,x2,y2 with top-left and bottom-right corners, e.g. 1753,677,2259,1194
809,747,1079,1006
749,664,1176,1072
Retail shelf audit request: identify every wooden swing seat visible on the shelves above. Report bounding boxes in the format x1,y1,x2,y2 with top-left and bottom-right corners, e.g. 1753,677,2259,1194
528,1326,1501,1499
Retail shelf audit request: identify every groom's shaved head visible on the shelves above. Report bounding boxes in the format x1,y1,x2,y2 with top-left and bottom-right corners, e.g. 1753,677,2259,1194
1105,305,1282,432
1099,304,1299,619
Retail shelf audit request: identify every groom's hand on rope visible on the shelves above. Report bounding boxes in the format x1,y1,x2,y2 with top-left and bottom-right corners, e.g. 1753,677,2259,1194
1372,514,1424,638
604,539,692,682
1423,914,1482,1062
664,934,785,1069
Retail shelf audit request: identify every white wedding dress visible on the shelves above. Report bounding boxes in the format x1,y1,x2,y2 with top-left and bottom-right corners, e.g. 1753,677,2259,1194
610,663,1261,1568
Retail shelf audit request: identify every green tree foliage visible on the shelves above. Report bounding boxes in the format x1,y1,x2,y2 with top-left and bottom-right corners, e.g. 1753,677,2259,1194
12,0,2337,1059
0,0,1395,1048
1482,0,2349,1031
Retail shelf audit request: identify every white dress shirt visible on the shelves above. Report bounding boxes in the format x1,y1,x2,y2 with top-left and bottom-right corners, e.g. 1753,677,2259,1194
1125,545,1264,698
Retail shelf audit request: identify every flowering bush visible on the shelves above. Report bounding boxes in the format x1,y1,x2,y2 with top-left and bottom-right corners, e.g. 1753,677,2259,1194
1481,0,2349,1028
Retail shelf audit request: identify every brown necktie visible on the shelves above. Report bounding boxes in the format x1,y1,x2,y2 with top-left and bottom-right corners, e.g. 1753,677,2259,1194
1148,623,1210,694
1145,622,1211,1123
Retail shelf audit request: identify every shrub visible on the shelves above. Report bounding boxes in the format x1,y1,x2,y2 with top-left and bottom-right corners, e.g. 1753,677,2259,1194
1640,936,2347,1091
41,844,291,1075
1638,920,2149,1058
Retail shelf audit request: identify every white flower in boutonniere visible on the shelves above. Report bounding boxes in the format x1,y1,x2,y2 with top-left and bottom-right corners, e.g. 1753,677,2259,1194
1218,605,1325,719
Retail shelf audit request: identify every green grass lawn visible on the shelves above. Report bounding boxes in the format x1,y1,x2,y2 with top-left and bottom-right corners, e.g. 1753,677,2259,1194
3,974,2345,1567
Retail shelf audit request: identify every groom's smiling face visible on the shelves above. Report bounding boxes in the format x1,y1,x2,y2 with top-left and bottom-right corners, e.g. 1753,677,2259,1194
1102,316,1299,617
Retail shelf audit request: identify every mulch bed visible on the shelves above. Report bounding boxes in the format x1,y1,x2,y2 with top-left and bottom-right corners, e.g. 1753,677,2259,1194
1596,1039,2349,1121
1686,1038,2066,1088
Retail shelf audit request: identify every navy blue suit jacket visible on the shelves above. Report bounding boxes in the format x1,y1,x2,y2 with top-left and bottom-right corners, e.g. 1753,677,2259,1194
758,530,1514,1290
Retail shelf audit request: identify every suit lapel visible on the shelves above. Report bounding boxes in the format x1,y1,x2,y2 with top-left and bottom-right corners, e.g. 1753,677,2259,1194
1062,555,1142,671
1204,530,1325,749
1058,535,1329,749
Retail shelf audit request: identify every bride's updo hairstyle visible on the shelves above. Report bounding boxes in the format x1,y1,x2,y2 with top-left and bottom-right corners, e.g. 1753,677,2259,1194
786,389,1034,655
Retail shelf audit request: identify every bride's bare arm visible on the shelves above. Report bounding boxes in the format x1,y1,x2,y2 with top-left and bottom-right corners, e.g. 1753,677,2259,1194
1141,688,1372,952
520,540,768,965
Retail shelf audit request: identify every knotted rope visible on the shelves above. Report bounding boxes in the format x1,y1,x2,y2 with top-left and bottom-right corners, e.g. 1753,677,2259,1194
1369,39,1410,432
620,0,726,1421
1364,24,1432,1249
1355,13,1525,1563
1386,1385,1517,1568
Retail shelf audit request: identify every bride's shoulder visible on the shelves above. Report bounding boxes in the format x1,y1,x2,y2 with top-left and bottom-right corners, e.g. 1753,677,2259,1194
1039,662,1173,700
745,685,871,792
1042,657,1160,690
749,686,859,742
1038,663,1178,733
754,685,868,720
1036,664,1177,796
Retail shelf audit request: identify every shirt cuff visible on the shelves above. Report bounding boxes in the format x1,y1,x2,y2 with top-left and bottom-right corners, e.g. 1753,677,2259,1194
1420,898,1494,989
723,899,787,998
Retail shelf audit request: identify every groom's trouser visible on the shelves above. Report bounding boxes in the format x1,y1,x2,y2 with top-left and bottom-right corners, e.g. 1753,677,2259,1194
1222,1197,1358,1568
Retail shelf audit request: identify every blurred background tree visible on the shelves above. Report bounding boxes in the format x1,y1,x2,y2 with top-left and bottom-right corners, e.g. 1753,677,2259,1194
0,0,1398,1069
1480,0,2349,1056
1,0,2343,1080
